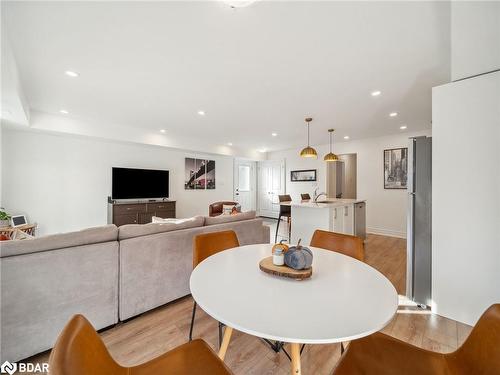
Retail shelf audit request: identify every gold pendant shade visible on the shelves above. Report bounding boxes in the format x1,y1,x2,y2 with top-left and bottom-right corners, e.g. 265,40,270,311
324,129,339,162
300,118,318,158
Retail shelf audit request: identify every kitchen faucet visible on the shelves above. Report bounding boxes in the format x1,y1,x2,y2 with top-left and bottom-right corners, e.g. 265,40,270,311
313,188,327,202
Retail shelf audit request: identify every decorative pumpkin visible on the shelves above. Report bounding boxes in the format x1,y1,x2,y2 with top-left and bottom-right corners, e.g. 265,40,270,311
284,239,313,270
272,239,289,254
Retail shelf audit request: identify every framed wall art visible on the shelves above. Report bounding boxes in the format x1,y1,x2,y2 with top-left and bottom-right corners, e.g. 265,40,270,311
185,158,216,190
384,148,408,189
290,169,317,182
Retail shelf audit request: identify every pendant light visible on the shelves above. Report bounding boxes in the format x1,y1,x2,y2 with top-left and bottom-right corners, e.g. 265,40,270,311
324,129,339,162
300,117,318,158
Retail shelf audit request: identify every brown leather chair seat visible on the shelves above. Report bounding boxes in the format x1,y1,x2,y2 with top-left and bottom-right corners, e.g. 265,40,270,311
49,314,232,375
333,304,500,375
129,339,231,375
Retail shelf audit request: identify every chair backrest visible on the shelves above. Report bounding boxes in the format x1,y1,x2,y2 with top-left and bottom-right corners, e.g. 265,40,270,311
193,230,240,268
49,315,125,375
278,195,292,216
301,193,311,200
446,304,500,374
278,194,292,203
310,229,364,261
209,201,239,217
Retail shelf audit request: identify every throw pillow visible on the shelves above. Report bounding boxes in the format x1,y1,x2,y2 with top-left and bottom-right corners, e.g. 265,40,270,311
222,204,235,215
152,216,189,224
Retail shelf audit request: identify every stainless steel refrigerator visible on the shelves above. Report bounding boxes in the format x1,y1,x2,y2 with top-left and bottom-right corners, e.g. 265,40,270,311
406,136,432,307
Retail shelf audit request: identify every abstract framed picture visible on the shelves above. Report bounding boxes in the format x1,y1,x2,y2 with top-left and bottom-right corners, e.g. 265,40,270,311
384,148,408,189
290,169,317,182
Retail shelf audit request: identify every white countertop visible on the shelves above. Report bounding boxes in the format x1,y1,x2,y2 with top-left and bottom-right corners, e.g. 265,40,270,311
281,198,366,209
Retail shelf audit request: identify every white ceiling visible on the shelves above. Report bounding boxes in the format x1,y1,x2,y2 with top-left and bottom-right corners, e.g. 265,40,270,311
2,1,450,154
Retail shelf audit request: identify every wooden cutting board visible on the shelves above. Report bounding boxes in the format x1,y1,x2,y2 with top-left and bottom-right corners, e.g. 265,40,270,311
259,256,312,280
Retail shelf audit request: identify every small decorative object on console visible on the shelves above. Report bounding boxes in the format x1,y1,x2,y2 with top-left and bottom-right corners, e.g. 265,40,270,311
11,215,28,227
272,239,289,254
284,239,313,270
0,208,11,228
272,248,285,266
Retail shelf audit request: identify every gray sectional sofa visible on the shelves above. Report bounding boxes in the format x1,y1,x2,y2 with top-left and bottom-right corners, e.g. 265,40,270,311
0,211,269,362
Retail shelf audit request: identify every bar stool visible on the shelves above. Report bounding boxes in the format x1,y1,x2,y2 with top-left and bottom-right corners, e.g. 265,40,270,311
275,194,292,243
301,193,311,200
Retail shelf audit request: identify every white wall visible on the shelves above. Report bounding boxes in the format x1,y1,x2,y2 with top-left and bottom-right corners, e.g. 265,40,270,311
0,123,2,207
2,129,235,236
432,71,500,326
267,129,431,238
451,2,500,81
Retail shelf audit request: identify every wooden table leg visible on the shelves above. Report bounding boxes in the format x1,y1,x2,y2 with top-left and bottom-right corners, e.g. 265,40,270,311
290,343,301,375
218,326,233,360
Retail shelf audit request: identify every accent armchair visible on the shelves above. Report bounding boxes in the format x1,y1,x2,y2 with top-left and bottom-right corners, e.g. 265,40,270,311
209,201,241,217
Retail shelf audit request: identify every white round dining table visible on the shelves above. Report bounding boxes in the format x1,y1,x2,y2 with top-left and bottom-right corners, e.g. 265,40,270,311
190,244,398,375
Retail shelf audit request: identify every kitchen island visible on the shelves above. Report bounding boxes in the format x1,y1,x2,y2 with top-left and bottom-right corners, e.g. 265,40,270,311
282,198,366,245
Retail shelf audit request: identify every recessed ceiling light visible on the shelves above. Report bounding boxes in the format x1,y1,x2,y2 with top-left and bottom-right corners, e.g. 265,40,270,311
160,129,166,133
65,70,79,77
197,110,205,116
224,1,258,8
59,109,69,114
400,125,407,130
227,142,233,146
389,112,398,117
344,136,350,140
258,148,266,153
371,90,381,97
271,132,278,137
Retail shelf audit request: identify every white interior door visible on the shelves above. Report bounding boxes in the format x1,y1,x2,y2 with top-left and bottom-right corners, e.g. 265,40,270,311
233,160,256,212
257,160,285,218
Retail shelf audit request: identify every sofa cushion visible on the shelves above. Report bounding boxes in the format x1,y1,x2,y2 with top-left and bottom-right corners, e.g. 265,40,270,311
118,215,205,240
204,210,256,226
0,225,118,258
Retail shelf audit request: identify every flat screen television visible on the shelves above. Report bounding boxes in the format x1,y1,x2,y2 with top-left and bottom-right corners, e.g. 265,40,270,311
112,167,169,199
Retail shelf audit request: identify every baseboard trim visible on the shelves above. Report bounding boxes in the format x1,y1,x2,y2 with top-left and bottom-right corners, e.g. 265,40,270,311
367,227,406,239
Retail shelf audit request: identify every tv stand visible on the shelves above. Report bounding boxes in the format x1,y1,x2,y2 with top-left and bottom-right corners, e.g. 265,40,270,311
107,199,176,226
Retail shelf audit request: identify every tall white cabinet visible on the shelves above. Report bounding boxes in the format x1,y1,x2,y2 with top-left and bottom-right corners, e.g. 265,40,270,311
432,71,500,325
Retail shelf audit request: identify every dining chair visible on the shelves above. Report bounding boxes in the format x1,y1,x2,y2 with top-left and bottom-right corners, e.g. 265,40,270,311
310,229,365,262
310,229,364,354
49,314,233,375
189,230,240,345
275,194,292,243
333,303,500,375
301,193,311,200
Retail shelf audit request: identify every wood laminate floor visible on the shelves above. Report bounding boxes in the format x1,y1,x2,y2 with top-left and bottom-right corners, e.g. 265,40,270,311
25,233,472,374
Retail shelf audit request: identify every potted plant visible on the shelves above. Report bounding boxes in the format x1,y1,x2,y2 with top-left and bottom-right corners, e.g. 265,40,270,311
0,209,11,227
